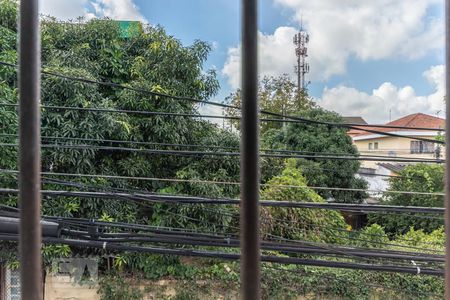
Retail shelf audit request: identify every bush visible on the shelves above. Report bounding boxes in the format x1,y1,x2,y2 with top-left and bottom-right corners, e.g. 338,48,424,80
261,107,368,203
368,164,444,235
98,272,144,300
260,159,347,243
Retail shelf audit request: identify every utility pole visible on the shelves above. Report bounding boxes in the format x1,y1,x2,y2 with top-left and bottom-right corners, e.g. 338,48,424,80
293,22,310,91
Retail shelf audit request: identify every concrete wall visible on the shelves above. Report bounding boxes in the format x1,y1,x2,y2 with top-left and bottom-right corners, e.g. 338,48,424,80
44,274,100,300
43,276,236,300
353,136,443,169
356,166,391,196
41,274,408,300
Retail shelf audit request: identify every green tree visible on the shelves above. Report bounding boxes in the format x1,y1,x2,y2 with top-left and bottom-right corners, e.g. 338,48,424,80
0,0,240,227
225,75,314,133
260,159,347,243
262,107,367,203
368,163,444,235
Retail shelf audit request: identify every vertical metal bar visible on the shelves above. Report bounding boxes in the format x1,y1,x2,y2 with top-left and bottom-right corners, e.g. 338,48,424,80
19,0,42,299
445,0,450,297
240,0,260,299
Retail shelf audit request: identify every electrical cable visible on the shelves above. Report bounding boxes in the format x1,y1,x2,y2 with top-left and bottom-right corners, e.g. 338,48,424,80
30,178,449,254
0,234,443,276
56,228,444,263
0,169,442,196
59,215,446,255
0,61,445,142
0,134,410,179
0,101,444,145
261,109,445,145
0,142,443,163
0,201,440,255
0,132,430,161
12,176,445,254
0,188,443,214
0,60,445,279
0,197,444,262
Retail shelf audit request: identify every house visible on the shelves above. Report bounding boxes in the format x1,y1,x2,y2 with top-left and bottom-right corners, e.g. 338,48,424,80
348,113,444,199
348,113,445,169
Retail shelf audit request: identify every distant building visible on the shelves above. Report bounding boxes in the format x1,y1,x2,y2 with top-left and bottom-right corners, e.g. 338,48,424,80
349,113,445,198
342,116,368,125
348,113,444,169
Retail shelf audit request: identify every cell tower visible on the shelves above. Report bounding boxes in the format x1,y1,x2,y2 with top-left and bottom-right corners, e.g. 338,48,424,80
293,24,310,91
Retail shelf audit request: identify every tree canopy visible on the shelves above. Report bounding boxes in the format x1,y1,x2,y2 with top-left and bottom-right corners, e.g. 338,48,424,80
261,159,347,243
262,107,367,203
225,75,314,133
0,0,240,227
368,163,444,235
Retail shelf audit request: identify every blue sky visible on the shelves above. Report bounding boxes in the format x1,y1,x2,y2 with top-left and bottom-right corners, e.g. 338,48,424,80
41,0,445,123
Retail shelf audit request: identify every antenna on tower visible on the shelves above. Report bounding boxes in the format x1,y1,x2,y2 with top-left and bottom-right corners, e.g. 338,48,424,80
293,21,310,92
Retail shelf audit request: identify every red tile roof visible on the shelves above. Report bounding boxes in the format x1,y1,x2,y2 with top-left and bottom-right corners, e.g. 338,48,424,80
348,113,445,137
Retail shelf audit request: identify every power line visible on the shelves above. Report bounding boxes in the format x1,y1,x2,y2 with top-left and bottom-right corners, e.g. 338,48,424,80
2,177,445,249
261,110,445,145
2,200,440,254
0,101,444,132
0,103,240,120
0,169,443,196
0,133,421,160
39,177,443,247
0,143,444,163
0,61,445,142
55,229,443,263
0,188,442,214
0,134,425,179
0,202,445,264
0,61,236,109
0,234,443,276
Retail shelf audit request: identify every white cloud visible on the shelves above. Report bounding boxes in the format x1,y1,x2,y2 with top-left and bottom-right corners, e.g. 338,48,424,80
40,0,146,22
318,65,445,123
275,0,443,76
198,104,226,127
222,27,298,89
223,1,443,88
90,0,147,22
40,0,89,20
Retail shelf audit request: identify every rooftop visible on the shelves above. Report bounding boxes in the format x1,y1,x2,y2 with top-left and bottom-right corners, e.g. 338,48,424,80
348,113,445,138
342,116,368,125
377,163,409,174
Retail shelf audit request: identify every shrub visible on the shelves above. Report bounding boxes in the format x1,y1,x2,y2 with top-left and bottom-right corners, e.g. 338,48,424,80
260,159,347,243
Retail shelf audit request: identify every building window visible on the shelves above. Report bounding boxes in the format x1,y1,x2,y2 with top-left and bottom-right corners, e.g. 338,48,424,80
410,141,435,154
368,143,373,150
374,142,379,150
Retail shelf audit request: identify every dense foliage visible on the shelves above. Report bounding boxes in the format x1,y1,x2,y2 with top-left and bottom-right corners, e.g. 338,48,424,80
225,75,367,203
0,0,240,228
225,75,314,133
260,159,347,243
95,224,445,299
262,107,368,203
369,163,444,235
